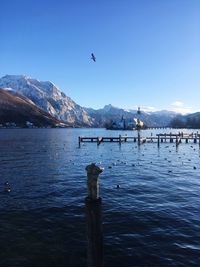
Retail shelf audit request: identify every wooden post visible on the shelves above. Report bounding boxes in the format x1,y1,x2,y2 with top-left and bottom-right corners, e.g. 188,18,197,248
79,136,81,147
85,164,104,267
138,131,141,146
97,137,102,146
157,135,160,147
85,197,103,267
97,137,100,146
119,134,122,145
86,163,103,200
170,132,173,143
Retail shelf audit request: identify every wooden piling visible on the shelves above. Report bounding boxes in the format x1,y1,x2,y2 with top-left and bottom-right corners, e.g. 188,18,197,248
85,197,104,267
79,136,81,147
97,137,103,146
119,134,122,145
176,135,181,146
138,131,141,146
85,163,104,267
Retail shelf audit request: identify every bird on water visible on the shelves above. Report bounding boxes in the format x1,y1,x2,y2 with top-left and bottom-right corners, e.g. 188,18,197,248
4,182,11,192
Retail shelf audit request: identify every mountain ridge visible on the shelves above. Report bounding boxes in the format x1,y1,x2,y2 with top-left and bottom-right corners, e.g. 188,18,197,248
0,75,94,127
0,75,198,128
0,88,68,128
84,104,179,127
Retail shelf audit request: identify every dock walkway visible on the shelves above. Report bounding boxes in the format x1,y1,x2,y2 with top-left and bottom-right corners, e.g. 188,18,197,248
78,132,200,147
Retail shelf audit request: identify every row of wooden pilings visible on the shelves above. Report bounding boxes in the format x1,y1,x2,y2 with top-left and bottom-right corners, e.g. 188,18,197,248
79,132,200,148
157,133,200,147
78,134,146,147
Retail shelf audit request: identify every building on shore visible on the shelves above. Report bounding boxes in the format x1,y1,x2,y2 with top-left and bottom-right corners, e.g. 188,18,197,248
106,116,145,130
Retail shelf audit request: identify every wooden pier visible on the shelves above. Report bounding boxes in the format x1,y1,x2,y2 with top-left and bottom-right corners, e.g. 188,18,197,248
79,132,200,147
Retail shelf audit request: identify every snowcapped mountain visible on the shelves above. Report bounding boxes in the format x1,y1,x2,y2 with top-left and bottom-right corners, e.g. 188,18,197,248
0,75,94,127
0,75,181,128
0,88,67,128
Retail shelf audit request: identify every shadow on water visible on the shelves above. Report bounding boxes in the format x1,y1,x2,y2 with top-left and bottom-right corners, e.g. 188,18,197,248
85,197,104,267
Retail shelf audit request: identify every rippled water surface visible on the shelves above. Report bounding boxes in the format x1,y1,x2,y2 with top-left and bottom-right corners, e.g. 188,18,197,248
0,128,200,267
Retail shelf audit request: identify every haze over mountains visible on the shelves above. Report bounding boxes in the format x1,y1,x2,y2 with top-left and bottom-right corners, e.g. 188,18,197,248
0,75,197,128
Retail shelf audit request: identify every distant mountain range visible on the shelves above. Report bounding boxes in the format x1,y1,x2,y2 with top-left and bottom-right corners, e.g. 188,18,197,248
0,75,198,128
85,104,178,128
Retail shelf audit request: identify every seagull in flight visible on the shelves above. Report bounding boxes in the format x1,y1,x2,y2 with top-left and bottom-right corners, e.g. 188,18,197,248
91,53,96,62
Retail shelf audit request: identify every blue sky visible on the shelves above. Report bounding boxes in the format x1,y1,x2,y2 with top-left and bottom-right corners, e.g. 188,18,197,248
0,0,200,113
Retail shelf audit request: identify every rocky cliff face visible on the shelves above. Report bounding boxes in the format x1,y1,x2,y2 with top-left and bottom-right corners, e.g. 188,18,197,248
0,88,67,128
0,75,94,127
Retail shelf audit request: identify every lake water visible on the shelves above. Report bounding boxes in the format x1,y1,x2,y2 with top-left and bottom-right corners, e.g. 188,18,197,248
0,128,200,267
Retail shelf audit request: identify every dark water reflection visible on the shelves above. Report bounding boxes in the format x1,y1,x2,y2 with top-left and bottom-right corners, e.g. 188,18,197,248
0,128,200,266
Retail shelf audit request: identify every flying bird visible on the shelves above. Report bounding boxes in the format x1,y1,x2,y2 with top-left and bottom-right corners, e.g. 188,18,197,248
91,53,96,62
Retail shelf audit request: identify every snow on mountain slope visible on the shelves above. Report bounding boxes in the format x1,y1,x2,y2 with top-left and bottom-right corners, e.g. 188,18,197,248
0,75,94,126
0,88,67,127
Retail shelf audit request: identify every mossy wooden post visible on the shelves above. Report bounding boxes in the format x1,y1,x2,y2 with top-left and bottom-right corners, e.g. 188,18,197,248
85,163,104,267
